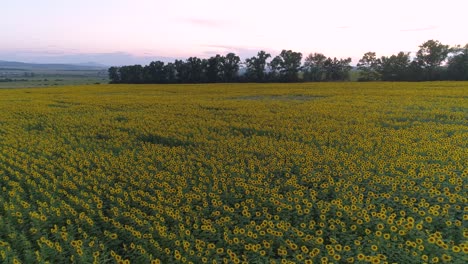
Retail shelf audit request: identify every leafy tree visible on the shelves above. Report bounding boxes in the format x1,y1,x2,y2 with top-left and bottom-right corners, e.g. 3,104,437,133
108,39,466,84
164,62,177,83
222,53,240,82
303,53,327,82
108,67,121,83
357,52,380,81
119,65,144,83
447,44,468,80
323,57,352,81
201,59,209,82
406,60,425,81
416,40,450,80
268,56,282,82
185,57,204,83
269,50,302,82
377,52,411,81
144,61,166,83
206,55,225,82
174,60,189,83
245,51,271,82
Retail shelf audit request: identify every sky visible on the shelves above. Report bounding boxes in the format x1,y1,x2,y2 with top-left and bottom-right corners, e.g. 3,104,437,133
1,0,467,66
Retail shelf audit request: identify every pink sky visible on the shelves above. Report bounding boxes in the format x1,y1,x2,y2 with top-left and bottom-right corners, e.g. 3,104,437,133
1,0,467,64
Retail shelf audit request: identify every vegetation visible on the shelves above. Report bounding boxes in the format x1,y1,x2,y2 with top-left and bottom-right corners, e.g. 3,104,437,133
0,61,108,88
109,40,468,84
0,82,467,263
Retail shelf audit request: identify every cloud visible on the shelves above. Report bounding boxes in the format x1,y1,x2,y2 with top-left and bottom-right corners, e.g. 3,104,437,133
200,44,277,59
400,25,438,32
184,18,228,28
0,50,179,66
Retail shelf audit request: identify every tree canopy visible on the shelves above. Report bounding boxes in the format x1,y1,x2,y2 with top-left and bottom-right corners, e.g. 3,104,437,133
245,51,271,82
109,40,468,84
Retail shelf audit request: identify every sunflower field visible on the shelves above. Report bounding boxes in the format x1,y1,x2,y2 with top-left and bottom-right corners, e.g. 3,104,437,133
0,82,467,263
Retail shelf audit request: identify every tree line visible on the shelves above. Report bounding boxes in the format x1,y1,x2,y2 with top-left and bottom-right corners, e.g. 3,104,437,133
108,40,468,84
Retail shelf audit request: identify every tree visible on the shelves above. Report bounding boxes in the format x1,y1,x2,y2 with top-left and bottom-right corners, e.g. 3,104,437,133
109,39,465,84
185,57,204,83
206,55,225,82
269,50,302,82
174,60,189,83
144,61,166,83
268,56,282,82
357,52,380,81
377,52,411,81
245,51,271,82
323,57,352,81
447,44,468,80
108,67,121,83
164,62,177,83
119,65,144,83
416,40,450,80
222,53,240,82
406,60,425,82
303,53,327,81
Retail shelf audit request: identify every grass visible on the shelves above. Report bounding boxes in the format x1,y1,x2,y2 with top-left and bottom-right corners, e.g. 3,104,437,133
0,69,108,88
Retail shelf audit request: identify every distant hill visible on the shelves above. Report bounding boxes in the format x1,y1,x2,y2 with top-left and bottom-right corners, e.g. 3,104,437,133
0,60,107,71
72,62,109,68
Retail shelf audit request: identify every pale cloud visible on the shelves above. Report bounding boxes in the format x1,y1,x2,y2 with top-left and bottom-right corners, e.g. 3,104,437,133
0,50,178,66
200,44,278,59
400,26,438,32
184,18,229,28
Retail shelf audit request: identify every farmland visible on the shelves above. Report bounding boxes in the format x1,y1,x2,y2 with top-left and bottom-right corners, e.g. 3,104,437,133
0,82,467,263
0,60,108,88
